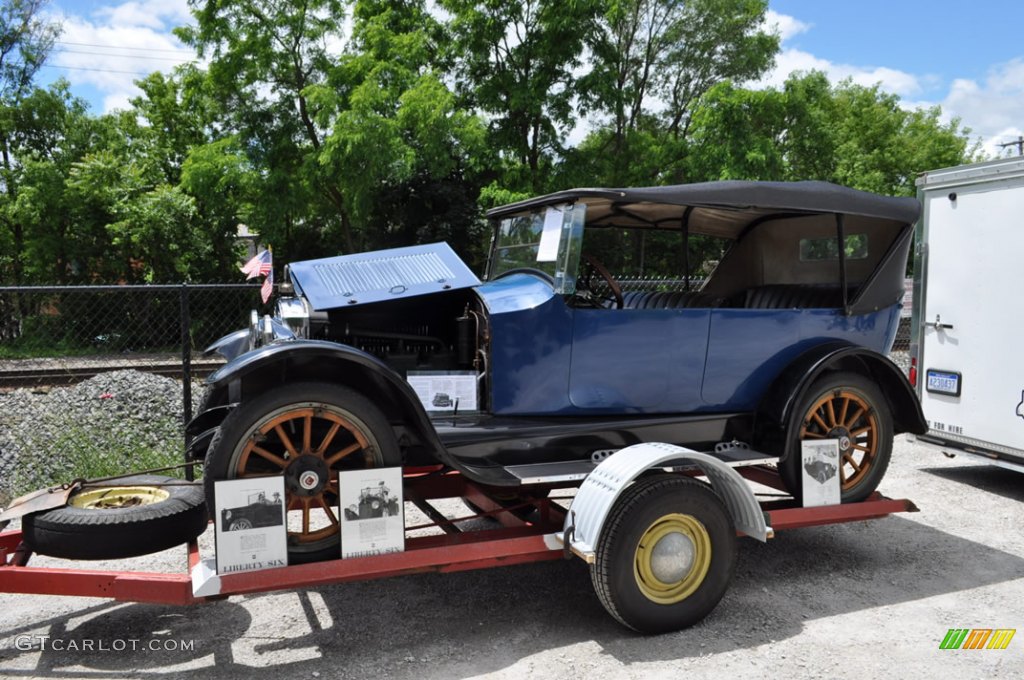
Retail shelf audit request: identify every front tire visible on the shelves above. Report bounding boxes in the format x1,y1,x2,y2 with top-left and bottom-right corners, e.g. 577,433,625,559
204,382,401,564
591,475,737,633
780,372,893,504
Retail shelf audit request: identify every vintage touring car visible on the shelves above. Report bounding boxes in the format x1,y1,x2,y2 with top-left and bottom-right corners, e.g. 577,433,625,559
183,180,926,565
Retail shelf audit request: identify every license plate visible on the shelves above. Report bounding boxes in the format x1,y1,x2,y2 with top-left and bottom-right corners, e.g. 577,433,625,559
926,369,961,396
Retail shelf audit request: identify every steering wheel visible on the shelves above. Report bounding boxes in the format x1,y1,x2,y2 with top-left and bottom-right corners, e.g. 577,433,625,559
578,254,624,309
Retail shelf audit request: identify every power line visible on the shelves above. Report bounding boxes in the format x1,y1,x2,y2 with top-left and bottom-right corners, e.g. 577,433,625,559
53,48,194,63
40,63,157,76
997,136,1024,156
54,40,191,55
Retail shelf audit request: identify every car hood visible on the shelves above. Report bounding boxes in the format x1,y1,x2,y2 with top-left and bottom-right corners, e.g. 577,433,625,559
288,242,481,311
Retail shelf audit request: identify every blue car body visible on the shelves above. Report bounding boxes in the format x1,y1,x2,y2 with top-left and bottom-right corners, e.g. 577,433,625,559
190,180,927,506
478,272,898,415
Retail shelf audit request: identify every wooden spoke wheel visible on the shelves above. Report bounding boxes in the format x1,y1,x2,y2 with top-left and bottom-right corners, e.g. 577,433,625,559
781,372,893,504
204,383,400,564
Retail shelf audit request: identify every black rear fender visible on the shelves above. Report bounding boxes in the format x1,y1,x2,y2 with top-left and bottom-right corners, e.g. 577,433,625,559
187,340,445,462
755,341,926,459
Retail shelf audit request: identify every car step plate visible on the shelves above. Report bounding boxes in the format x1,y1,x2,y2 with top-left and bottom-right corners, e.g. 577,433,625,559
504,447,779,484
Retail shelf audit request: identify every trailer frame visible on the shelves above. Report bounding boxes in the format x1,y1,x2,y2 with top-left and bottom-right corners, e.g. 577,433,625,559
0,462,917,609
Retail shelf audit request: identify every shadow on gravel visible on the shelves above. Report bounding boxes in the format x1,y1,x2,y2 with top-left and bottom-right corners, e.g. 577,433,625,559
920,464,1024,503
2,513,1023,679
0,599,251,675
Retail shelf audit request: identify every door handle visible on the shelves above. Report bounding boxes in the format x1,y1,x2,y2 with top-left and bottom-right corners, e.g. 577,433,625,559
928,314,953,330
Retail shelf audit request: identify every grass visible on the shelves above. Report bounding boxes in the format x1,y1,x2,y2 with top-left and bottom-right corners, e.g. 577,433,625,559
5,419,196,505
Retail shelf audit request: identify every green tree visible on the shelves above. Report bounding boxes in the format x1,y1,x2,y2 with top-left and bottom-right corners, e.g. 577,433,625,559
1,82,99,284
570,0,777,187
686,72,977,195
315,0,489,263
0,0,60,283
177,0,356,252
441,0,598,192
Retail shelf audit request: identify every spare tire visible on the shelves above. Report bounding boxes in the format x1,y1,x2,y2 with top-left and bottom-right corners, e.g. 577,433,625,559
21,474,208,560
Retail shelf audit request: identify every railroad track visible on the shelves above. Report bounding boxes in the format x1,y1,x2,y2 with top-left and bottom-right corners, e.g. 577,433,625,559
0,359,226,389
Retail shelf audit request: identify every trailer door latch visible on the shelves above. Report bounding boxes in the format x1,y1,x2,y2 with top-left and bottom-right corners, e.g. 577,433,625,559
928,314,953,330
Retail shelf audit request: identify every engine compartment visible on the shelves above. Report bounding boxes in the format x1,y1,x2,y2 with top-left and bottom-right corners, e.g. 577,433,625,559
282,289,489,407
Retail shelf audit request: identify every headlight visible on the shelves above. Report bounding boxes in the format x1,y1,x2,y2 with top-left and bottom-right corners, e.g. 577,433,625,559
276,296,311,338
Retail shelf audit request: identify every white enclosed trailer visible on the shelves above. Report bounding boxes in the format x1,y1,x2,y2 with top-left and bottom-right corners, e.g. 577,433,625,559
911,156,1024,471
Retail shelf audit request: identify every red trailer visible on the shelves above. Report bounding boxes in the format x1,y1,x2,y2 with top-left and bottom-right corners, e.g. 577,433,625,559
0,444,916,632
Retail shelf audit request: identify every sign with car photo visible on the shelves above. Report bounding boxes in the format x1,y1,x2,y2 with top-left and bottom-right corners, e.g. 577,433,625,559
406,371,478,412
799,439,841,507
339,467,404,559
214,477,288,574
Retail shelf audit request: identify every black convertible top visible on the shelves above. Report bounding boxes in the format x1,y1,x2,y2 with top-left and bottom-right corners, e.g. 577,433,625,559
487,180,920,237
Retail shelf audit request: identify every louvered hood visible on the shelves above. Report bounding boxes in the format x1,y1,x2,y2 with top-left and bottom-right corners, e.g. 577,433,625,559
286,242,481,311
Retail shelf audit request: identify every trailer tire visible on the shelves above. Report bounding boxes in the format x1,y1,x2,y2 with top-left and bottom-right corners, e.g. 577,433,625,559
21,475,207,560
781,371,893,504
591,475,736,633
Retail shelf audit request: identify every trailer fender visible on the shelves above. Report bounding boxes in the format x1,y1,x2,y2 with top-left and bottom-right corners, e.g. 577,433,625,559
755,342,927,460
187,340,445,461
563,443,770,564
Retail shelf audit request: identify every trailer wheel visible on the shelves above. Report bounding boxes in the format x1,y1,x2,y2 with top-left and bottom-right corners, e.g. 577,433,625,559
21,475,207,560
591,475,736,633
781,372,893,504
204,382,401,564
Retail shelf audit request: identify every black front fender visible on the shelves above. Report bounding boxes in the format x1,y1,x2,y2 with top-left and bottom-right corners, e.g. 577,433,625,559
189,340,446,462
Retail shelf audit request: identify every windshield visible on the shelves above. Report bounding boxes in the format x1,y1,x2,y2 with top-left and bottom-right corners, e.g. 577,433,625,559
488,203,585,293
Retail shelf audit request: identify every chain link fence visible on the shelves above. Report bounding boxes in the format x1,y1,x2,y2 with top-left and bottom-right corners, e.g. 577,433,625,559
0,284,267,383
0,284,268,503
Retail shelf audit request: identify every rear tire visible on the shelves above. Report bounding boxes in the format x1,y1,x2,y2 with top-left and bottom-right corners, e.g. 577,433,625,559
780,371,893,504
591,475,736,633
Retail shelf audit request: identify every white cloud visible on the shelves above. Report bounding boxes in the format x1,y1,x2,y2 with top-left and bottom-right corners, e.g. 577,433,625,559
940,59,1024,156
95,0,191,29
763,10,811,42
755,10,1024,156
46,1,195,113
758,46,923,99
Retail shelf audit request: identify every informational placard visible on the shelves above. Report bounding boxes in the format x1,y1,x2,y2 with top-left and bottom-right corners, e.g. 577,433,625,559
536,206,564,262
406,371,478,412
800,439,841,507
214,477,288,574
339,467,405,559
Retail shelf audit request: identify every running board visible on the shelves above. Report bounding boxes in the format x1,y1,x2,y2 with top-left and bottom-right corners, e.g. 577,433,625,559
505,446,779,485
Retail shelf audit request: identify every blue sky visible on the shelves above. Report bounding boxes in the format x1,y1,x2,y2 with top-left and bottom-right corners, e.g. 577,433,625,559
42,0,1024,156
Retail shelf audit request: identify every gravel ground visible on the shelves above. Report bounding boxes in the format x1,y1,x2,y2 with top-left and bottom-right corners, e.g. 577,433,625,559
1,434,1022,679
0,371,204,503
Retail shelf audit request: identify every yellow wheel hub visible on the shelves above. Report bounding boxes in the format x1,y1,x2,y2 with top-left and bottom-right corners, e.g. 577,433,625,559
70,486,170,510
634,513,712,604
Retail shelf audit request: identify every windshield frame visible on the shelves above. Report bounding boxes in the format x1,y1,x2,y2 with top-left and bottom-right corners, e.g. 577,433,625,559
486,203,585,294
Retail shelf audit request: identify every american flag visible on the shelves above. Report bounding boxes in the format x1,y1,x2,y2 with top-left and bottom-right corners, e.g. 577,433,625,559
240,249,274,303
260,268,274,304
240,249,272,279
